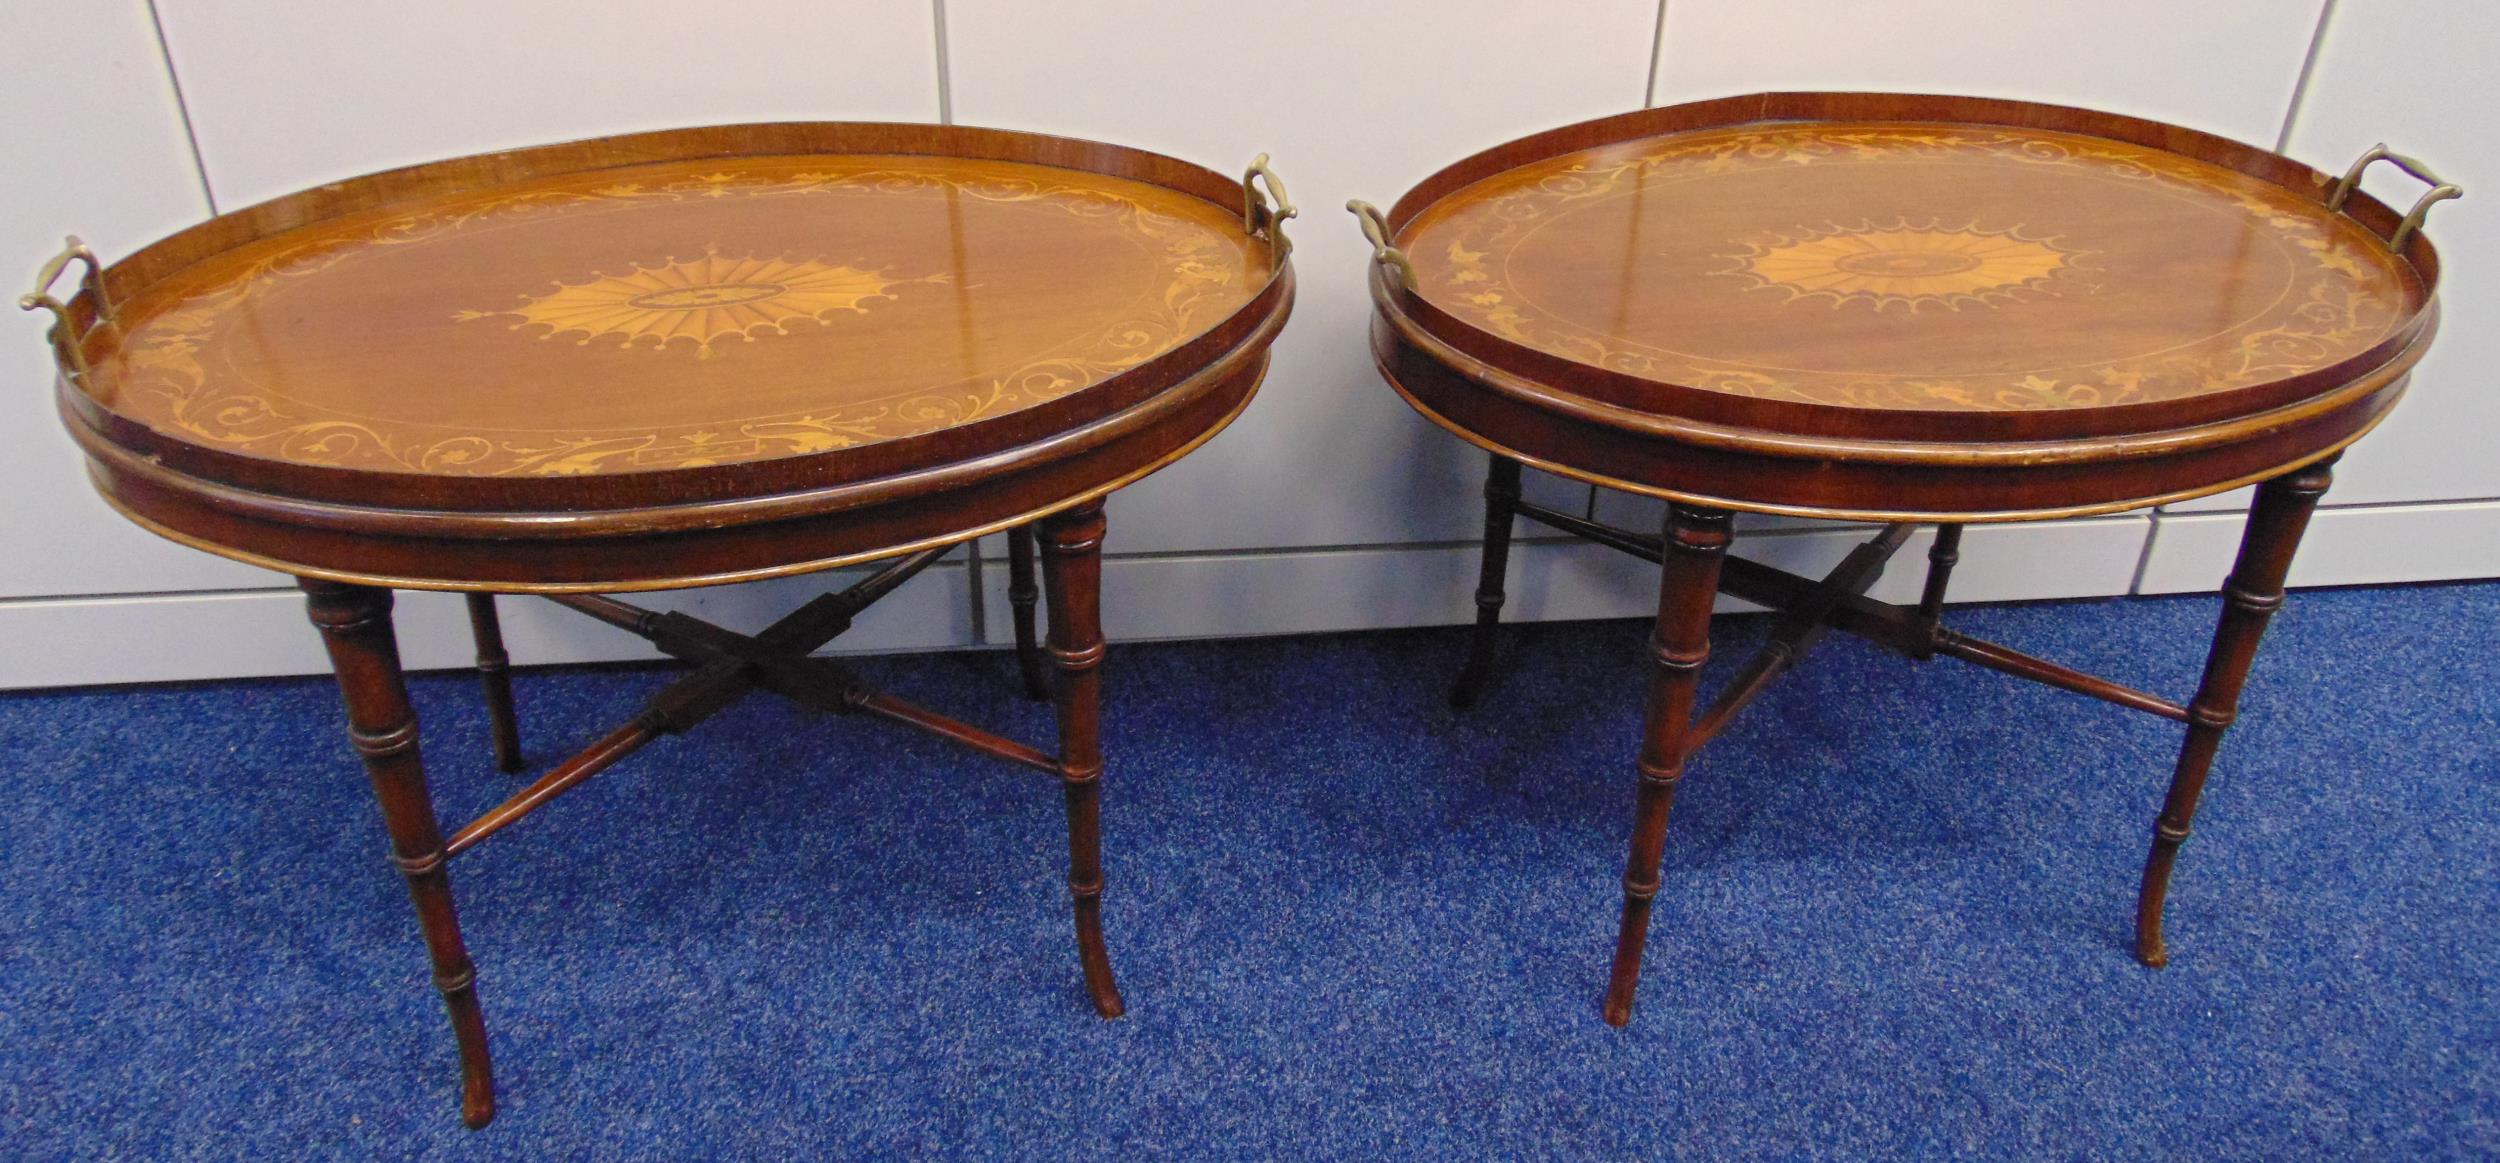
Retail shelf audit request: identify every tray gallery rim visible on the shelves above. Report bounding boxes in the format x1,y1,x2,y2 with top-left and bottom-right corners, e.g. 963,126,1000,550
39,121,1297,517
1364,91,2444,450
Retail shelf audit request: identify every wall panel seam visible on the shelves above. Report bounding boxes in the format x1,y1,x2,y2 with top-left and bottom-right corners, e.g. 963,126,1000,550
0,585,298,609
2154,495,2500,522
1643,0,1670,108
141,0,219,214
1090,516,2145,568
2125,511,2161,595
2274,0,2340,153
930,0,956,126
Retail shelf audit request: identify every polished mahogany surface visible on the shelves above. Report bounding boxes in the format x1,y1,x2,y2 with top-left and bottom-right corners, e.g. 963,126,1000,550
90,154,1269,478
1364,93,2445,519
1401,122,2416,431
1385,94,2457,1031
42,124,1294,589
23,124,1289,1126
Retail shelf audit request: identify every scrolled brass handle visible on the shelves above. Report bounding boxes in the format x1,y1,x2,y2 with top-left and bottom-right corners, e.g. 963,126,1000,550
1344,199,1418,293
18,234,111,382
2327,144,2462,252
1243,153,1297,258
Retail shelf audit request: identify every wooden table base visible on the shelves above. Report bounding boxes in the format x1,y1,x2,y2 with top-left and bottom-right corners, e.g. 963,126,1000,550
1454,451,2336,1025
303,507,1120,1129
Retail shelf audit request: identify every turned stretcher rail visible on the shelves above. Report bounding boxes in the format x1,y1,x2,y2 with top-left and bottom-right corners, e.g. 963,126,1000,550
1689,523,1913,749
546,592,654,635
1514,499,1664,562
1720,552,2192,723
851,691,1064,776
1933,628,2189,722
1517,502,2193,726
447,544,1061,859
443,718,660,857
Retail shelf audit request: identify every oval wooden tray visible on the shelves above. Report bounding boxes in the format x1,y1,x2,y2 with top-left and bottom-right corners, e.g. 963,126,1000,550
1358,93,2447,519
33,124,1296,588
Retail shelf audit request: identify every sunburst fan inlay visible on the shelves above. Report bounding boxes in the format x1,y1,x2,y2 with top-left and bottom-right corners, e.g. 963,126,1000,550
458,251,926,357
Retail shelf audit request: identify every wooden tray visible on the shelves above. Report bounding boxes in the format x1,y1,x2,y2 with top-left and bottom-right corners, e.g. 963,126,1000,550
28,124,1297,588
1353,93,2450,520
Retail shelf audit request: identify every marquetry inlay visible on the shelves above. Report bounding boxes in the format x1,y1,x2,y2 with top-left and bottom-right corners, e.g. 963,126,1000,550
1403,122,2418,414
1720,221,2082,311
88,156,1268,476
455,251,928,359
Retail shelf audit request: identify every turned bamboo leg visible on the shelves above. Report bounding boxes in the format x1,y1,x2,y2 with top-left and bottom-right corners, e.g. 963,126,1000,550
1039,500,1125,1018
1912,523,1963,659
1602,504,1732,1026
463,593,524,773
1006,524,1051,701
303,580,497,1128
2136,456,2335,968
1452,454,1524,709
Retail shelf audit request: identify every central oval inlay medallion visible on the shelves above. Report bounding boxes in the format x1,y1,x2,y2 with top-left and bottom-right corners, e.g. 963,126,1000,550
456,251,917,357
1721,222,2081,311
1831,250,1982,278
627,282,790,310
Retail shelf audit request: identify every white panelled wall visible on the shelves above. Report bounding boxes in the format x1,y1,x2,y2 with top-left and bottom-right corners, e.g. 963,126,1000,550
0,1,2487,687
2140,0,2500,591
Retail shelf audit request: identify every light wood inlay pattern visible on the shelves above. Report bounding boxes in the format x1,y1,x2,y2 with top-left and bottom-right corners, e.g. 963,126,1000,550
1375,93,2452,1035
89,155,1270,476
30,122,1297,1129
1402,122,2420,415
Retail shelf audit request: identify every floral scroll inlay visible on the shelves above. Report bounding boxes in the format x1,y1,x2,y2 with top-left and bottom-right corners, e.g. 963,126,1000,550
100,159,1260,476
1410,124,2411,413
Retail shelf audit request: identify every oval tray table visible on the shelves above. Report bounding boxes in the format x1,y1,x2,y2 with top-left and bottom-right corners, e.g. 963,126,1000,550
24,123,1297,1127
1348,92,2453,1025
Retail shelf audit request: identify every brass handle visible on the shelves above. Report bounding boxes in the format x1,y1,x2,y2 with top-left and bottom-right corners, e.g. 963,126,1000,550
1344,200,1417,293
2327,144,2462,252
19,234,111,382
1243,153,1297,258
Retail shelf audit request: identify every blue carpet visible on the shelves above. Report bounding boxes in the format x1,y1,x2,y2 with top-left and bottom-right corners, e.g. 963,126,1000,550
2,582,2495,1159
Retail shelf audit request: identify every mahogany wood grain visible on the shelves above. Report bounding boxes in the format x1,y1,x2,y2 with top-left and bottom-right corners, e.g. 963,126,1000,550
1399,125,2417,440
49,121,1294,591
1603,504,1731,1026
1913,524,1964,658
1375,94,2451,1026
2136,456,2336,967
1041,500,1124,1018
850,689,1064,778
462,595,523,773
1006,524,1050,701
1931,630,2189,723
1364,92,2441,522
302,581,496,1128
34,122,1288,1127
1687,523,1911,749
88,155,1268,479
1450,454,1522,709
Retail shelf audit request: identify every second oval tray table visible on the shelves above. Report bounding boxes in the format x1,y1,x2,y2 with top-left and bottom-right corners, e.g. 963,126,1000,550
23,123,1297,1126
1350,92,2452,1025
